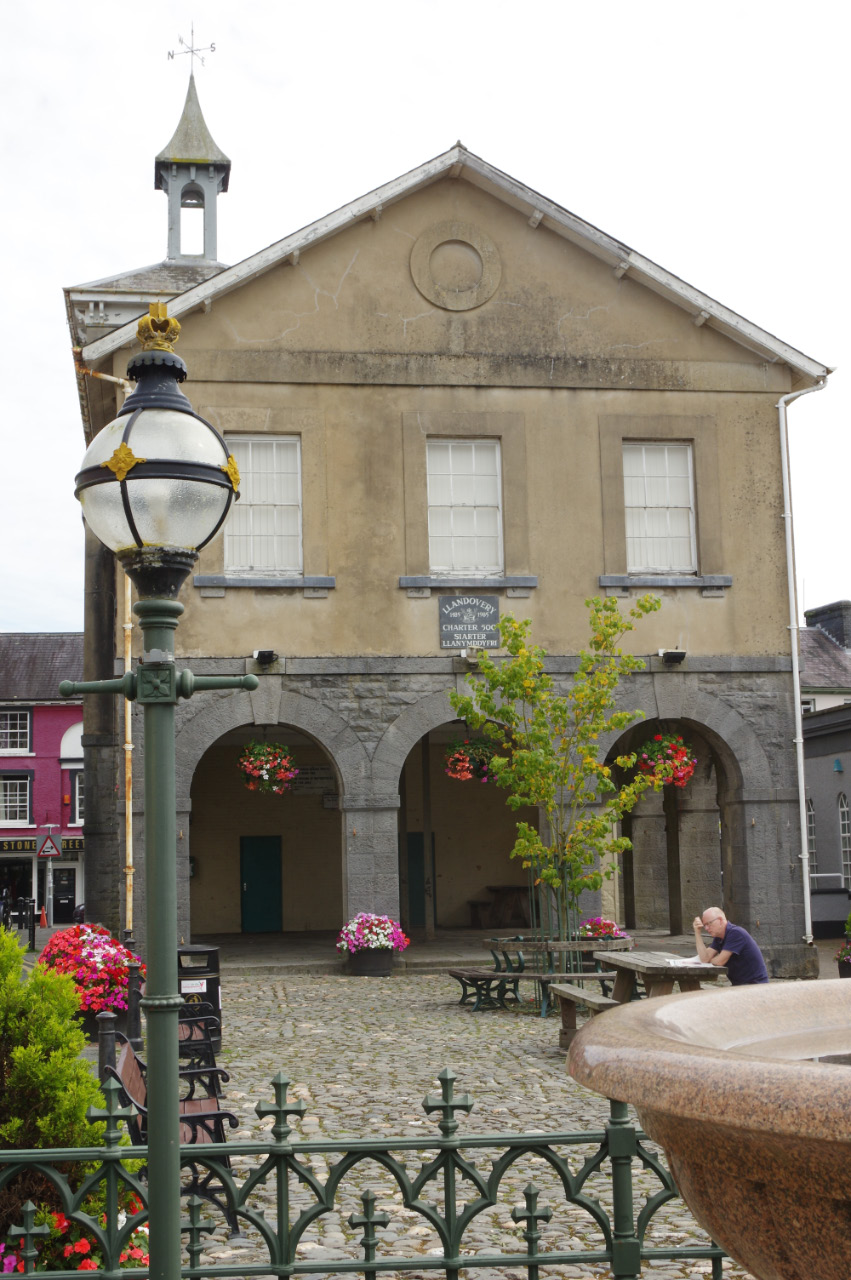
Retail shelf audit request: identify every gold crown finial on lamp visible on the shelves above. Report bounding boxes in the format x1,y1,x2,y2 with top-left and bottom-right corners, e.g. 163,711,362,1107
137,302,181,353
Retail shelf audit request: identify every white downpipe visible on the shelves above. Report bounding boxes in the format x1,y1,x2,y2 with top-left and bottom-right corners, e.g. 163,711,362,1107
124,576,134,936
777,379,827,944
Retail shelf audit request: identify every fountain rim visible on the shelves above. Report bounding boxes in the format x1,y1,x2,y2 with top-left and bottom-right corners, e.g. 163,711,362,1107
568,978,851,1143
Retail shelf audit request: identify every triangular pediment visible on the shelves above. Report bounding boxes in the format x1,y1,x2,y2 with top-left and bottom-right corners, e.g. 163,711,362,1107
80,144,828,386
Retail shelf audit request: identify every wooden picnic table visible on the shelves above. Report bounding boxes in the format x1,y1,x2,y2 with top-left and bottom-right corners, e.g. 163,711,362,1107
551,948,727,1050
485,885,532,928
592,948,727,1003
469,935,633,1017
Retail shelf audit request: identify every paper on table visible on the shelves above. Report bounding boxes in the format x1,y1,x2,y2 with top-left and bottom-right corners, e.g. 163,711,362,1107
665,956,706,966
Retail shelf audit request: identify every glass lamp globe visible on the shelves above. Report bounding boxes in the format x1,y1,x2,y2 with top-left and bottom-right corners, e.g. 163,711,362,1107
77,405,236,555
74,304,239,596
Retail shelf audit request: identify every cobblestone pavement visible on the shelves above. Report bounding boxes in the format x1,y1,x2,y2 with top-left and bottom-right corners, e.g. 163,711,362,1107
187,971,754,1280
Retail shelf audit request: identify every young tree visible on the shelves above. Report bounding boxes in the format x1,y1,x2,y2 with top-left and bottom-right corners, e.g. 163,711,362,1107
448,595,669,938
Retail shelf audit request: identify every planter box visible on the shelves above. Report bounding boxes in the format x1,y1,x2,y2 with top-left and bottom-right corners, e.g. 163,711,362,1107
346,949,394,977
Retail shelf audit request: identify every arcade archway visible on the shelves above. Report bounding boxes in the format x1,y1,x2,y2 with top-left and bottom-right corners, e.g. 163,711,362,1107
188,726,344,933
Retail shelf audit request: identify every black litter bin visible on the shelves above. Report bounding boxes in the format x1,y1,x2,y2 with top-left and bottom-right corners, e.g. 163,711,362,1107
177,944,221,1051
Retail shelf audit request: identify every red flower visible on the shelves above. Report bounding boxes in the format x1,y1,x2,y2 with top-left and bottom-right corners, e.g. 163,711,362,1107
77,1259,98,1270
74,1239,91,1255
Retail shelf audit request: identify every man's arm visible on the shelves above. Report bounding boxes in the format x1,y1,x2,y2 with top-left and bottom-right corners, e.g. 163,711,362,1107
692,917,730,966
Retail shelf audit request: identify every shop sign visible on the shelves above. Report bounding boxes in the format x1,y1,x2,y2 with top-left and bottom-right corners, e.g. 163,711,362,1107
439,595,500,650
0,837,85,854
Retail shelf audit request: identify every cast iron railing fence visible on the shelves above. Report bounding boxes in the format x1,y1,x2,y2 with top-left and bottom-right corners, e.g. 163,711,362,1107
1,1069,725,1280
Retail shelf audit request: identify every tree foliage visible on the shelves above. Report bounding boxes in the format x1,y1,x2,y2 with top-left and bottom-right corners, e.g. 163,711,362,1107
448,595,669,926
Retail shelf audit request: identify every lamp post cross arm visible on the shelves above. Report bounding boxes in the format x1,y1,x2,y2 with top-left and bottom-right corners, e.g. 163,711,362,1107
59,670,259,705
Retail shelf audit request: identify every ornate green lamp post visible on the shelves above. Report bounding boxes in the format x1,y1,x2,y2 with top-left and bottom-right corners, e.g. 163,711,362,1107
60,304,258,1280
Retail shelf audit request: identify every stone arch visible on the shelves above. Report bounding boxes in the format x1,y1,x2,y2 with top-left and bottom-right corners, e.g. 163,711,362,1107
372,689,457,789
598,679,773,794
599,678,777,933
174,679,372,802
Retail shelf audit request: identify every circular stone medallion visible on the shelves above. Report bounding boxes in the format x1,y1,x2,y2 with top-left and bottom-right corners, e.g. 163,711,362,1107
410,221,501,311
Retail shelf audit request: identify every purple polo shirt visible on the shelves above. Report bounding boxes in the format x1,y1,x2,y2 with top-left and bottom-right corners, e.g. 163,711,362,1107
710,923,769,985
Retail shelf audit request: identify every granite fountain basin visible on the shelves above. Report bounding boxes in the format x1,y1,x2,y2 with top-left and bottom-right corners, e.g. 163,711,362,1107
568,978,851,1280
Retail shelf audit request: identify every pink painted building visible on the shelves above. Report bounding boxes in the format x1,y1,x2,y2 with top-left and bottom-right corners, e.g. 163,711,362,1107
0,634,85,922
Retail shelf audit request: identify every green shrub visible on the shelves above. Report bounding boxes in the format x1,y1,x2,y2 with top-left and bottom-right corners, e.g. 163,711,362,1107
0,927,106,1235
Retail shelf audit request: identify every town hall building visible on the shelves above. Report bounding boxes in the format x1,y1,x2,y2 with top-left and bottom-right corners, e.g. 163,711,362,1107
64,74,830,975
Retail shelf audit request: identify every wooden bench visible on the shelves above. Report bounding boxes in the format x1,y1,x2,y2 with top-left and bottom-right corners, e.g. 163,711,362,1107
104,1040,240,1233
178,1002,221,1079
550,981,621,1049
449,968,616,1015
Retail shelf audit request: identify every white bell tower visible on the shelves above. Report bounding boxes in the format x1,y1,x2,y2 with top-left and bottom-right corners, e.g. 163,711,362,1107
155,73,231,263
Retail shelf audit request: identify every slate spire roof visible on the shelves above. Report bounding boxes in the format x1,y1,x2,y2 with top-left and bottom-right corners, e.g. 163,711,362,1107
155,71,231,178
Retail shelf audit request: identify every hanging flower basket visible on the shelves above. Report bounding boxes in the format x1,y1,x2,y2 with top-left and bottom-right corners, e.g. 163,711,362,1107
444,738,498,783
636,733,696,788
238,740,299,794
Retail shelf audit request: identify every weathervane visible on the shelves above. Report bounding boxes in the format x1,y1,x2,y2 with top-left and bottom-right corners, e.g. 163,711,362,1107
168,22,215,68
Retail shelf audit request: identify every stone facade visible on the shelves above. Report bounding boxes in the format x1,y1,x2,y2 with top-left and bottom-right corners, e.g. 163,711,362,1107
65,124,830,977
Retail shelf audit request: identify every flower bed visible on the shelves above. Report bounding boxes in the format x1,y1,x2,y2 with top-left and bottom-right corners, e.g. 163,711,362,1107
578,917,630,939
636,733,696,788
238,740,298,795
37,925,144,1015
0,1195,149,1273
336,912,410,954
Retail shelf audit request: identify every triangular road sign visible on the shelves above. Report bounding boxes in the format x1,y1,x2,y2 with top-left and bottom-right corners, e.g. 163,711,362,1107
37,835,62,858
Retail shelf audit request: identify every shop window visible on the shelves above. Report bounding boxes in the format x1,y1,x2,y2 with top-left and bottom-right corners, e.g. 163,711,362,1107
71,771,84,826
0,774,31,825
0,710,31,753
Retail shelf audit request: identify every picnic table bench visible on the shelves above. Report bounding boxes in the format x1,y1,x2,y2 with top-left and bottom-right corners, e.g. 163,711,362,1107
448,936,625,1015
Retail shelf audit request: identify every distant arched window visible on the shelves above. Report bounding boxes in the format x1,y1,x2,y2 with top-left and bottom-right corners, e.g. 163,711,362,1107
807,798,818,890
840,793,851,887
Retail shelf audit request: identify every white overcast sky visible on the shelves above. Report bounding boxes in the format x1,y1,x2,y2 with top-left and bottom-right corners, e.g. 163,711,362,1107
2,0,847,633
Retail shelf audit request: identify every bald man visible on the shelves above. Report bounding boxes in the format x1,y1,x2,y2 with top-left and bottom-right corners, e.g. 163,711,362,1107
692,908,769,986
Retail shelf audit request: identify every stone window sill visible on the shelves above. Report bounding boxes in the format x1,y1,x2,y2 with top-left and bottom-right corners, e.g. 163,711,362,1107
599,574,732,596
399,576,538,590
193,575,336,590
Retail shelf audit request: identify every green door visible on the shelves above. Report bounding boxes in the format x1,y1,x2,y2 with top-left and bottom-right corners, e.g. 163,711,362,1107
406,833,435,929
240,836,283,933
